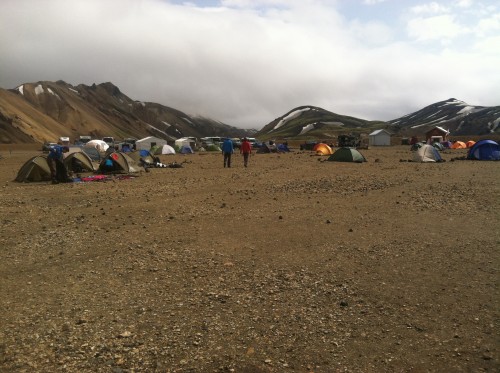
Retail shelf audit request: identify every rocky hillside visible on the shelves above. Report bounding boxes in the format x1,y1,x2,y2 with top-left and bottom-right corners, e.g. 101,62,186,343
389,98,500,137
0,81,254,144
256,106,386,140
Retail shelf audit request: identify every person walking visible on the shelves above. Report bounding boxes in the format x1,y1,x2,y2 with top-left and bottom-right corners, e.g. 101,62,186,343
240,137,252,167
222,138,234,168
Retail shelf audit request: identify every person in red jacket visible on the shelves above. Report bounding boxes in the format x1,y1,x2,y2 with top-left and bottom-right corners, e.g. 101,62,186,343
240,138,252,167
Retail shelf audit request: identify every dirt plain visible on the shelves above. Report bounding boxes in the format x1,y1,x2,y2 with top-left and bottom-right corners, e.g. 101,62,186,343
0,144,498,373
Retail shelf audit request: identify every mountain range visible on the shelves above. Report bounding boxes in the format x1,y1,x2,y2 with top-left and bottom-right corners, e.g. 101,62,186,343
0,80,498,144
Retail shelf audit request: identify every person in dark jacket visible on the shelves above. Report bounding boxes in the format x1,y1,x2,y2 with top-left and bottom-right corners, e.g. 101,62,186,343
47,143,69,183
240,138,252,167
222,138,234,168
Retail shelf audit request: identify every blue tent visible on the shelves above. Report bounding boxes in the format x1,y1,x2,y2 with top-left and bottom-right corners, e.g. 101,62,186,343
180,145,194,154
467,140,500,160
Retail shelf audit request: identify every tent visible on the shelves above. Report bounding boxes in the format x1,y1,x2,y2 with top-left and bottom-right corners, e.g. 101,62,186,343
205,144,222,152
277,143,291,152
85,139,109,153
441,141,452,148
136,136,168,151
432,142,444,151
368,129,391,146
410,142,425,151
126,150,157,165
466,140,476,148
313,143,333,155
98,152,143,174
467,140,500,161
15,156,52,182
175,137,197,149
179,145,194,154
413,144,443,162
63,151,97,173
256,143,271,153
150,144,176,155
328,147,366,162
160,144,176,155
451,141,466,149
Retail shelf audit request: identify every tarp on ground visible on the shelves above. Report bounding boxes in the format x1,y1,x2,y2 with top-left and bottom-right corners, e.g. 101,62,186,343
451,141,467,149
15,155,52,182
327,147,366,162
63,151,97,173
98,152,143,174
413,144,443,162
467,140,500,160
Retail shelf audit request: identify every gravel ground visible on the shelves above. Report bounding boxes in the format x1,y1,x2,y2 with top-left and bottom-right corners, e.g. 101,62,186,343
0,145,498,372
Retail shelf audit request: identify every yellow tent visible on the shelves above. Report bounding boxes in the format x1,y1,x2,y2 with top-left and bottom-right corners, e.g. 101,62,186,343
313,143,333,155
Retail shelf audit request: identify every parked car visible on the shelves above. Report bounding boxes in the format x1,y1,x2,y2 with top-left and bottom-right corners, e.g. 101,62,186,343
42,142,58,152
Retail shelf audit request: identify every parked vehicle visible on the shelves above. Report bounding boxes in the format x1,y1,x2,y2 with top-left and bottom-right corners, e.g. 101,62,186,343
102,137,115,147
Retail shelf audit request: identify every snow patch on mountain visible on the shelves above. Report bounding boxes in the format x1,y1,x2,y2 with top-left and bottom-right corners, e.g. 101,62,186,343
274,107,311,130
34,84,44,95
47,88,60,100
299,123,315,135
17,85,24,95
457,106,475,115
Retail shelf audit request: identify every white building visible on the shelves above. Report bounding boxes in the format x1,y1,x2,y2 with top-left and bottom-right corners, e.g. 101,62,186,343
368,129,391,146
135,136,168,151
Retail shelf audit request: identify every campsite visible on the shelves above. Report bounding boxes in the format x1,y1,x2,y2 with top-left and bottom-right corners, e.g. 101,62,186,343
0,143,499,372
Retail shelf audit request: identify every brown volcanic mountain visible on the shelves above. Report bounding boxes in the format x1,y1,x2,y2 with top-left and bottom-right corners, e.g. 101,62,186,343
0,81,253,144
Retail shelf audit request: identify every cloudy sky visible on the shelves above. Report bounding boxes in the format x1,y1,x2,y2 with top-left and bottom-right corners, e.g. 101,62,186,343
0,0,498,129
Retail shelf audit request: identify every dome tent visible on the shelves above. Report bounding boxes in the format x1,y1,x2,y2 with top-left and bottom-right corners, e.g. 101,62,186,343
15,156,52,182
327,147,366,163
98,152,143,174
413,144,443,163
313,143,333,155
467,140,500,161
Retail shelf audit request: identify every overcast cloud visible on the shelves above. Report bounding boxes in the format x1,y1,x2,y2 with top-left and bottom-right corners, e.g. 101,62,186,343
0,0,498,129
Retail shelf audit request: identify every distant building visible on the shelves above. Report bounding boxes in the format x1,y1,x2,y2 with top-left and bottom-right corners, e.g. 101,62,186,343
135,136,168,151
426,126,449,143
368,129,391,146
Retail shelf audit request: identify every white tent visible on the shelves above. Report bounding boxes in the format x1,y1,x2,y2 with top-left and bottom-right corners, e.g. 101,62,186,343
85,139,109,153
175,137,197,149
368,129,391,146
413,144,443,163
136,136,168,151
160,144,176,155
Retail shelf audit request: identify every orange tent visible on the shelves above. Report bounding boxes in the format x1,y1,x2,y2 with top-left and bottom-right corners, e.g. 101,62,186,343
451,141,467,149
466,140,476,148
313,143,333,155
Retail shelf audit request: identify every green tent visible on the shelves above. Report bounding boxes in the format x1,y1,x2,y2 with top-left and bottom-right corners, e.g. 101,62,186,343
98,152,143,174
15,155,52,182
205,144,222,152
327,147,366,163
64,151,97,173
